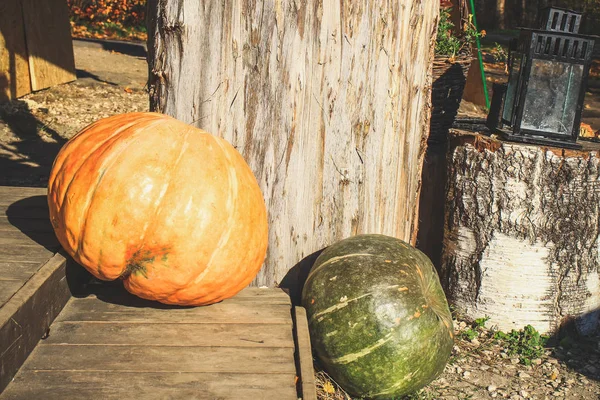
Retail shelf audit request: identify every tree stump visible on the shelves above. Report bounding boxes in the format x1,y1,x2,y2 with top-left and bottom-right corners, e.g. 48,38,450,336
441,131,600,336
146,1,439,287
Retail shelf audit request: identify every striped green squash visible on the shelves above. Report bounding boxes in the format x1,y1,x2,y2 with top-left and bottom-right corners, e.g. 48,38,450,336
301,234,453,399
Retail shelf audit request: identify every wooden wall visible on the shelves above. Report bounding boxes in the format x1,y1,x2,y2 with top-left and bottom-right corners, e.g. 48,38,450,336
0,0,76,101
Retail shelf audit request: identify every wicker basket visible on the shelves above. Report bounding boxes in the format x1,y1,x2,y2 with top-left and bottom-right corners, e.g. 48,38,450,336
428,52,473,145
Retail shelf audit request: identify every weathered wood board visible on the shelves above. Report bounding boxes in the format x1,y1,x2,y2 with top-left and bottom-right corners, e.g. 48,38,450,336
441,132,600,335
0,186,66,392
1,287,304,399
0,253,70,393
0,0,31,101
0,0,75,100
21,0,76,91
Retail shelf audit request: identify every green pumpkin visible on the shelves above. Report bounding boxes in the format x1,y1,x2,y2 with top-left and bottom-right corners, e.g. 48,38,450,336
301,234,453,399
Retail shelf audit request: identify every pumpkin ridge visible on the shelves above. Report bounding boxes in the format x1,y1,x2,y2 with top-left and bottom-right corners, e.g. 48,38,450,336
325,331,395,365
52,115,148,211
309,284,403,322
74,119,165,263
122,127,192,288
189,135,239,291
308,253,386,277
55,119,143,257
55,118,142,219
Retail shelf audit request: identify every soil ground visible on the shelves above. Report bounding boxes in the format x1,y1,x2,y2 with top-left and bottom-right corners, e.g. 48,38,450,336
1,40,600,399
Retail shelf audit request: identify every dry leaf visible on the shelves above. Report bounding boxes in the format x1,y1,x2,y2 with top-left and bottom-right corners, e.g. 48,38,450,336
124,87,133,94
580,122,596,138
323,380,336,394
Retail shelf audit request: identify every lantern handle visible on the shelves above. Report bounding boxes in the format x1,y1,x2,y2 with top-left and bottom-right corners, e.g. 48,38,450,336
467,0,490,109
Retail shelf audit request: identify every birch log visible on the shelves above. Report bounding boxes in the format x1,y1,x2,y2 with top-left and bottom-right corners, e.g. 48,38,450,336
147,1,439,287
441,131,600,335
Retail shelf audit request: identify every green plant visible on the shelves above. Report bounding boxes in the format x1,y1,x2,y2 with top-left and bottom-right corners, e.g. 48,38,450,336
435,8,484,58
494,325,548,366
490,43,508,63
459,316,489,340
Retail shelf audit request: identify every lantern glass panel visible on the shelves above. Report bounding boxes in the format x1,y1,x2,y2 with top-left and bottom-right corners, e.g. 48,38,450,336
503,52,524,123
520,59,583,135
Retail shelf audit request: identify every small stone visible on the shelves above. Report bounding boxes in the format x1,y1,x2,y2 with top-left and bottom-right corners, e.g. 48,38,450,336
488,385,498,392
510,357,520,365
481,365,490,371
455,366,463,374
532,358,542,365
520,390,529,398
463,371,471,378
519,372,531,379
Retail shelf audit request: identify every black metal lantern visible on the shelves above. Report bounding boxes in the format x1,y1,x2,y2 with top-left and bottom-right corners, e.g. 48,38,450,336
487,7,597,149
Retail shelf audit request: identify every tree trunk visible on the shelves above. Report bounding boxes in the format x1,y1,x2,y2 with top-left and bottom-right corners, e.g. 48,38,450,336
496,0,506,30
441,131,600,336
146,1,439,287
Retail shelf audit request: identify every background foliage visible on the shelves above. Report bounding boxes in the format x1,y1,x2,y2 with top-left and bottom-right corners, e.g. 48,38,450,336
67,0,147,41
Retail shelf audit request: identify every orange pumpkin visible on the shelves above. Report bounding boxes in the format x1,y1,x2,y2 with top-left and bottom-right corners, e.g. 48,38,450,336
48,112,268,306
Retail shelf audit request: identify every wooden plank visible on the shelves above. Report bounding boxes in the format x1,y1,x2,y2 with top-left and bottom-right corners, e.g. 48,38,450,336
21,0,76,91
0,371,297,400
76,284,291,304
0,244,53,260
45,321,295,348
0,0,32,101
0,252,70,392
0,230,59,248
0,216,53,233
0,261,44,281
293,306,318,400
55,297,293,324
0,204,49,219
23,345,296,374
0,186,46,199
0,280,24,306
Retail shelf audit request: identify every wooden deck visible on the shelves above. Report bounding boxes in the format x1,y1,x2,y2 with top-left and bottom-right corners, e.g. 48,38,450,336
0,186,59,306
0,186,316,400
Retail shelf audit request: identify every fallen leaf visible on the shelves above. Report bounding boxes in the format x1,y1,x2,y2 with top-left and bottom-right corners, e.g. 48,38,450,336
322,380,336,394
124,87,133,94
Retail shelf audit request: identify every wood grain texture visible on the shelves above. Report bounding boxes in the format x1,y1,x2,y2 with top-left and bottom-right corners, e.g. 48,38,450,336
22,345,296,373
441,132,600,335
0,0,31,100
0,280,24,306
0,252,70,392
0,186,47,199
0,371,297,400
0,230,59,248
21,0,76,91
55,297,293,324
44,321,295,347
293,306,317,400
0,261,45,281
2,286,300,399
0,216,53,232
147,0,439,287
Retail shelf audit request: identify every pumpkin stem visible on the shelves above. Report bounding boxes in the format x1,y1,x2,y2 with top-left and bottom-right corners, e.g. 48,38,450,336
122,261,149,279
